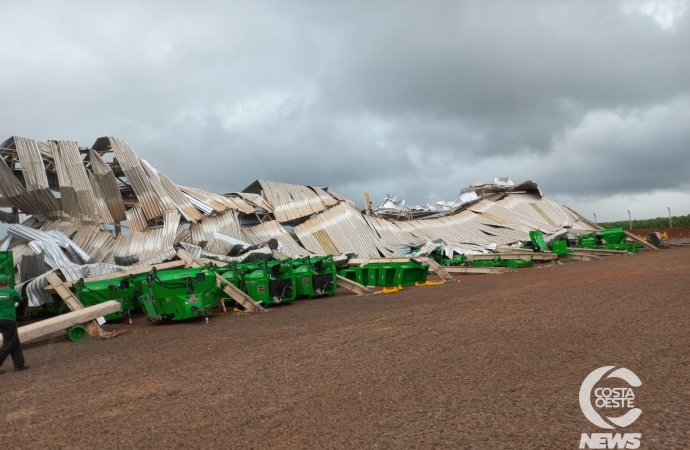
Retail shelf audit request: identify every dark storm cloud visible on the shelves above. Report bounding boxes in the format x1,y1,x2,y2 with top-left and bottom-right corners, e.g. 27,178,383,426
0,0,688,212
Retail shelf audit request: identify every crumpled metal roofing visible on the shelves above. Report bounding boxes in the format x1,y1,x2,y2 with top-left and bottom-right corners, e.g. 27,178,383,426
2,132,600,295
244,180,341,223
294,203,392,258
244,220,312,257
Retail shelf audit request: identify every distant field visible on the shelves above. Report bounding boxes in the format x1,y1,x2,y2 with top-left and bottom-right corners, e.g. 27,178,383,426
599,213,690,229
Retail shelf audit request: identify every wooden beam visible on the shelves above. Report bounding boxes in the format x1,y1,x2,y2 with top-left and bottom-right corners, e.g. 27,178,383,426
45,272,103,337
566,248,626,256
413,257,453,282
215,274,264,312
44,260,187,292
272,250,292,260
625,231,659,251
443,266,512,275
559,253,598,261
1,301,121,345
176,248,263,312
336,275,373,296
347,257,411,266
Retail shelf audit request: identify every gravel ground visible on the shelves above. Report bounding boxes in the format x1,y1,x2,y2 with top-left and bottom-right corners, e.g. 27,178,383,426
1,248,688,449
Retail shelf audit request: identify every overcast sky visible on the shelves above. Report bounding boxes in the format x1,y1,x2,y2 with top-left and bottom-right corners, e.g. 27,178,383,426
1,0,689,224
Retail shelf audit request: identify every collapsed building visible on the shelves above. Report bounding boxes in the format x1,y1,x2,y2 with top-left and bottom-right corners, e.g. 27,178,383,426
0,136,600,311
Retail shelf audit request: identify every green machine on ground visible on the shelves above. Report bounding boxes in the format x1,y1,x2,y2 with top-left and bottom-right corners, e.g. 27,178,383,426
139,267,217,322
240,259,296,306
73,276,139,322
578,228,640,253
292,256,337,299
527,228,640,255
430,249,466,266
430,248,533,269
216,263,243,289
339,260,429,287
0,251,15,289
338,265,378,286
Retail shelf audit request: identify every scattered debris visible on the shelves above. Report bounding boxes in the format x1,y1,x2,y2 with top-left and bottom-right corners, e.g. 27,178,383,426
0,135,649,341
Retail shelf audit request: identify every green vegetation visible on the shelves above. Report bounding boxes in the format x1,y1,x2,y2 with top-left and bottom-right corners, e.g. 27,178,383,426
599,214,690,230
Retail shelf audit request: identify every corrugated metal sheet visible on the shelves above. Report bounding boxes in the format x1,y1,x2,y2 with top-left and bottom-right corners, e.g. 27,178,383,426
190,212,244,254
245,220,311,257
252,180,341,223
139,159,177,212
88,150,127,223
294,203,391,258
179,242,272,263
0,156,42,214
108,137,162,220
179,186,254,215
13,136,62,218
157,171,204,222
51,140,100,224
227,192,274,212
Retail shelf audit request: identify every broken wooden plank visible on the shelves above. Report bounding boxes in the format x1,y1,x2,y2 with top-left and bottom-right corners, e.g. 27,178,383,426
45,271,104,337
272,250,292,260
625,231,659,251
413,257,452,281
336,275,373,296
1,301,121,345
567,248,626,256
443,266,512,275
176,248,263,312
44,260,187,292
559,253,598,261
347,257,411,266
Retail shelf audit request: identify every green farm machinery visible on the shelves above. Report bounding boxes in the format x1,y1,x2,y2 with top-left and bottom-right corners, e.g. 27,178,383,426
0,251,15,288
526,228,640,255
73,275,139,322
239,259,296,306
139,267,217,322
577,228,640,253
338,260,429,287
292,256,337,299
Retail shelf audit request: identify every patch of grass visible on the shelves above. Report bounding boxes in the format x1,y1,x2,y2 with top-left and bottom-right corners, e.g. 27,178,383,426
599,214,690,230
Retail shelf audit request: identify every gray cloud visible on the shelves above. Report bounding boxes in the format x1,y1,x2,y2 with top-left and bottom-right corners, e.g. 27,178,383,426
0,0,688,217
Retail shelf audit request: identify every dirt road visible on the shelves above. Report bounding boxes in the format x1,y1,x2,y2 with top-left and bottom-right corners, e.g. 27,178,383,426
1,248,688,449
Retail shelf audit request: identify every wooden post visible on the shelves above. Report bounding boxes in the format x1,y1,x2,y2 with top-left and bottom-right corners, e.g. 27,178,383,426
0,301,121,345
625,231,659,251
44,260,186,292
412,257,452,282
364,192,371,216
443,266,512,275
45,272,104,337
176,248,263,312
335,275,373,296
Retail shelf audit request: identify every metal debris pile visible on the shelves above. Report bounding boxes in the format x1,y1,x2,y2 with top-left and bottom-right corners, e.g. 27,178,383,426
0,135,605,324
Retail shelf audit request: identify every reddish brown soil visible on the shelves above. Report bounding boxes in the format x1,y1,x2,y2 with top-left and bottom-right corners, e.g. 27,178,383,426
1,248,689,449
631,226,690,239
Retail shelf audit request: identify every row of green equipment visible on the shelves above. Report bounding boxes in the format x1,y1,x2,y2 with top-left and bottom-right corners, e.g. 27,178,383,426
0,251,15,288
576,228,640,253
526,228,640,255
62,255,339,323
429,250,534,269
338,260,429,287
216,255,337,305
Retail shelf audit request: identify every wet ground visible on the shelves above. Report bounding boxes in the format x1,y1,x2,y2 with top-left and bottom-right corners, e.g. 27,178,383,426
1,247,688,449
